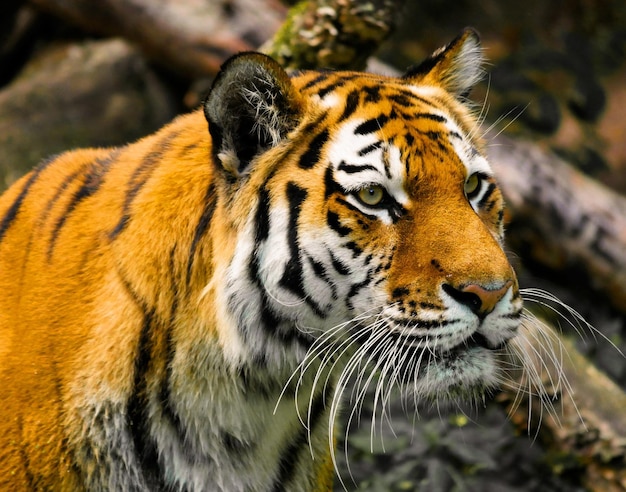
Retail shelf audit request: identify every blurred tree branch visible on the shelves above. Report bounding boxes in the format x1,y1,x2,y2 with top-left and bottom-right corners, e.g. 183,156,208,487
27,0,287,77
501,320,626,491
263,0,405,71
489,136,626,315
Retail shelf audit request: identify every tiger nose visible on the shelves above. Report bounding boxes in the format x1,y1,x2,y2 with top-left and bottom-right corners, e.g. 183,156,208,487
442,280,513,318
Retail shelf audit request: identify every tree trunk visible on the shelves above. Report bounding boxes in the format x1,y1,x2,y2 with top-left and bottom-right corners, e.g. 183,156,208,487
501,320,626,491
28,0,287,77
0,39,179,189
488,135,626,315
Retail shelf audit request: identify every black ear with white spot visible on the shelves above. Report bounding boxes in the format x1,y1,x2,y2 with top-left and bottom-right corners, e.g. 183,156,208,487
204,52,304,176
403,28,484,99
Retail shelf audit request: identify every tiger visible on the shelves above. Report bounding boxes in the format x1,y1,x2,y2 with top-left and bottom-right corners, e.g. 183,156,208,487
0,28,523,491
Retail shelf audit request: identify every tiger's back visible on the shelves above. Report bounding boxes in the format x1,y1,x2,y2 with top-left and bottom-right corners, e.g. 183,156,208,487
0,29,521,491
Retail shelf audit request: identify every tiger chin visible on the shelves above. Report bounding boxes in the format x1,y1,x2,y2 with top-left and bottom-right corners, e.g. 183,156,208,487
0,29,523,491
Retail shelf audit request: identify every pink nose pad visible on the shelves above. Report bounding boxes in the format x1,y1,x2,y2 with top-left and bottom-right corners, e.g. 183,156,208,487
442,280,514,317
460,280,513,316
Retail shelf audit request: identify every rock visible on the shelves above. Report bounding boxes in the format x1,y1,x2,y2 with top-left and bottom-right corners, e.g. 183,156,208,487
0,38,180,190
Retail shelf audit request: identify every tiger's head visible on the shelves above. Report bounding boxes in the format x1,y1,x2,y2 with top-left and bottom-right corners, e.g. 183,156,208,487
204,29,521,405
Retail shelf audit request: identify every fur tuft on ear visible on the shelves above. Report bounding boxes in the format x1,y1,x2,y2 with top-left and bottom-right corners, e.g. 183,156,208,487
204,52,303,176
403,28,484,99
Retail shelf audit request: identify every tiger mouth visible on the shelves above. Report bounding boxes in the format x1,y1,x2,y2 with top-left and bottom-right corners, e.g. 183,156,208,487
435,333,507,365
389,331,506,357
449,332,507,354
381,331,510,379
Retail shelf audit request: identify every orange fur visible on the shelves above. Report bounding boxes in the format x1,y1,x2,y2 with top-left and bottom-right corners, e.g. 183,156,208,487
0,29,521,491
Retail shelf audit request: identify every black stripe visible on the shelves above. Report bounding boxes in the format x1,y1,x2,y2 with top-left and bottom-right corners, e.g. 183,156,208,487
357,141,383,156
323,166,341,200
307,255,338,300
39,169,83,226
118,267,164,486
186,182,217,285
504,311,522,320
337,161,378,174
404,134,415,177
250,184,294,347
0,156,57,243
398,91,439,110
364,85,381,103
298,128,330,169
48,151,118,260
271,389,328,491
110,130,181,239
347,274,370,301
484,197,499,213
326,210,351,236
301,72,332,91
303,73,358,94
354,114,389,135
126,308,166,488
338,90,360,122
478,182,497,209
395,108,418,122
299,118,321,139
255,186,271,243
244,284,271,340
343,241,362,257
222,432,255,455
279,183,326,318
392,287,410,298
329,250,350,276
417,129,443,141
118,266,173,489
388,93,414,107
414,112,447,123
280,183,308,299
317,81,344,98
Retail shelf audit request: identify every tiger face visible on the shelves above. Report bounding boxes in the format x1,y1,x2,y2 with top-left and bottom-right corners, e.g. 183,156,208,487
208,29,521,404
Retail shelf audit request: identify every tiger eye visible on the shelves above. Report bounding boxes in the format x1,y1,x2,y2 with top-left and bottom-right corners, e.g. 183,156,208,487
357,185,385,206
464,173,480,196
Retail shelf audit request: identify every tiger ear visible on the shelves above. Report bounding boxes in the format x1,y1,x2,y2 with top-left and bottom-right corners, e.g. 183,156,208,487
204,52,304,176
403,28,484,99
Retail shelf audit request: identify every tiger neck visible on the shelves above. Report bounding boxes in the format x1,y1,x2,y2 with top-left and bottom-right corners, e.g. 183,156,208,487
152,335,333,491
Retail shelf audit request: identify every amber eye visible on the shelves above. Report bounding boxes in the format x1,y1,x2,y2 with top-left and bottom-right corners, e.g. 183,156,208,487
464,173,481,197
357,185,385,206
